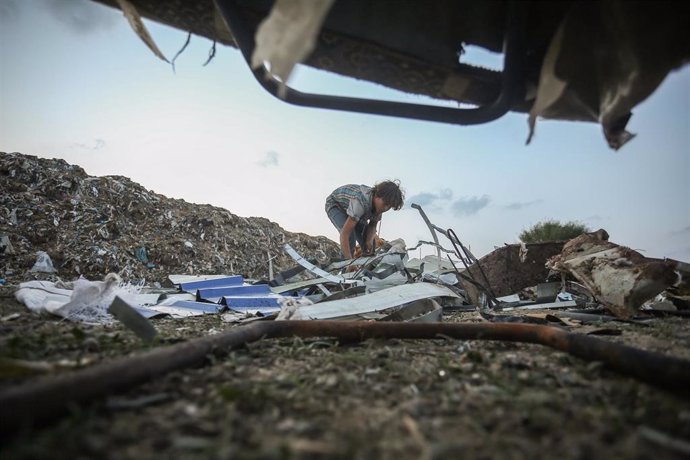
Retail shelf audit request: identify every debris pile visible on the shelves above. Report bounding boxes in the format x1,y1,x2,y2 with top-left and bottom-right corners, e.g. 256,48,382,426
0,151,340,285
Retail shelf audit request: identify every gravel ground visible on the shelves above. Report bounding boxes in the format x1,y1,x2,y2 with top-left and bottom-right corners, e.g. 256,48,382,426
2,285,690,460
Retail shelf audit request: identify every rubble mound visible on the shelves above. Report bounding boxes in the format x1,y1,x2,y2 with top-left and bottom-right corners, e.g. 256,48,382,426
0,151,340,284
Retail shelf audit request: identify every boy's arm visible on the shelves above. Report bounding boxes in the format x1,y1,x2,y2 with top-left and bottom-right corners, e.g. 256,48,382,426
364,221,378,254
340,217,358,259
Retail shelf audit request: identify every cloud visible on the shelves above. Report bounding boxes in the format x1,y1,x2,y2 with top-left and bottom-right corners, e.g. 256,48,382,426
670,226,690,236
47,0,118,34
504,199,542,211
0,1,20,23
70,138,106,151
665,245,690,262
451,194,491,216
406,188,452,209
258,151,280,167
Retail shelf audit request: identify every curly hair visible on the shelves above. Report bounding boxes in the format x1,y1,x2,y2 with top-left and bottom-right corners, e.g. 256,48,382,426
372,180,405,210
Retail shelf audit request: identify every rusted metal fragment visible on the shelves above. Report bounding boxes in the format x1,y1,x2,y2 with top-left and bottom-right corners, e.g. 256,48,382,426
461,241,565,305
546,230,679,318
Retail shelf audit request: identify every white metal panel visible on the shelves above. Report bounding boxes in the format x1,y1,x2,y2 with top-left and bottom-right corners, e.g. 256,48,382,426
295,282,460,319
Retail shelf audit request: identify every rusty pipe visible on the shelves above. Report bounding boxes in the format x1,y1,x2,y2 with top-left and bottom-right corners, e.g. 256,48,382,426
2,321,689,438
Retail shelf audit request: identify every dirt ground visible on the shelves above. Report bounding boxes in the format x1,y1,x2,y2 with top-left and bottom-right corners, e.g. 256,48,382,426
1,285,690,460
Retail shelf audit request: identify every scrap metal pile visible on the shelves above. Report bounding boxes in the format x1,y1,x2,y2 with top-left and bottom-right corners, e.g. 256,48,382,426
6,151,687,329
14,202,689,329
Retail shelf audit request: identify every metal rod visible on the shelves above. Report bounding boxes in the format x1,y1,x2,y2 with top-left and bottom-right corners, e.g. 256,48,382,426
445,228,494,306
213,0,526,125
2,320,689,437
411,203,442,269
447,228,498,301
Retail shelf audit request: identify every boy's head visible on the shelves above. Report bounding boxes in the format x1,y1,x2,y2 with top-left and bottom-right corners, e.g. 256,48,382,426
372,180,404,213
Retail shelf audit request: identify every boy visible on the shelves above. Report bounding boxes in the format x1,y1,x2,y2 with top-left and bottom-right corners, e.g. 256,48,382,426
325,180,404,259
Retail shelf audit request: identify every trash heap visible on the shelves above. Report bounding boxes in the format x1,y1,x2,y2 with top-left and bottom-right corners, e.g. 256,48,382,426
0,151,340,285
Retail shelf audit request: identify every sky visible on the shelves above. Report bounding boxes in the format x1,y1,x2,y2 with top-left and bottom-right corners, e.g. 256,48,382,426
1,0,689,262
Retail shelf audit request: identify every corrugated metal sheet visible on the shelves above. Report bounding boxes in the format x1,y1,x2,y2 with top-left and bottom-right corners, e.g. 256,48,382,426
221,294,284,309
196,283,271,301
146,300,225,318
178,275,244,293
294,282,460,320
222,296,283,315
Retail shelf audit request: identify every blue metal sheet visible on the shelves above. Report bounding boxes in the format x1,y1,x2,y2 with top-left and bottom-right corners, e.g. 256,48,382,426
227,306,282,315
178,275,244,293
223,302,282,315
197,284,271,301
230,307,280,316
200,297,223,304
168,300,225,313
221,295,282,308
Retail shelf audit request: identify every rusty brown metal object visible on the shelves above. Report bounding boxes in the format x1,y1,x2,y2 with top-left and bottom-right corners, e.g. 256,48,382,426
2,320,689,437
462,241,565,305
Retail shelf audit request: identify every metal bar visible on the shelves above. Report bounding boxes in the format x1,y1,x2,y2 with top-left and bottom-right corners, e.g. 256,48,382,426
2,320,689,437
409,205,496,305
447,228,498,302
411,204,442,268
446,255,497,308
284,244,353,285
108,296,158,342
446,229,474,272
213,0,526,125
500,300,577,311
406,240,455,254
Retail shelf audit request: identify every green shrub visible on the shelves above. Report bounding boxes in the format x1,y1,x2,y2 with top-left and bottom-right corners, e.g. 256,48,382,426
519,220,590,243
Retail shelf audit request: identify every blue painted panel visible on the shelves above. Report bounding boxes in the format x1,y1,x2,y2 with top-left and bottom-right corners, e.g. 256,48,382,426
229,307,280,316
169,300,225,313
228,305,282,314
224,302,282,314
133,306,170,319
197,284,271,301
221,295,282,308
178,275,244,293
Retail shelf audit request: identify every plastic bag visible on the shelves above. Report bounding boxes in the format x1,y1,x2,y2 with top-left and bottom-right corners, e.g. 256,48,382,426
30,251,56,273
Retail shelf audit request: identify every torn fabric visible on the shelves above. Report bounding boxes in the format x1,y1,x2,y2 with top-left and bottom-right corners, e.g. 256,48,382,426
527,1,688,150
250,0,335,97
115,0,169,63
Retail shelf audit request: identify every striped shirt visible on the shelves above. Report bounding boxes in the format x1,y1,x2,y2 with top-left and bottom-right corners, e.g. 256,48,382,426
325,184,381,223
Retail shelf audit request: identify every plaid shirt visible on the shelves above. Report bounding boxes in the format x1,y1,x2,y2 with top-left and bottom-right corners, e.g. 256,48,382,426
325,184,381,223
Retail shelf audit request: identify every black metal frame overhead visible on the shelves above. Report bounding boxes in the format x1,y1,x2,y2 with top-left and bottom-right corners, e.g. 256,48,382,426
214,0,527,125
